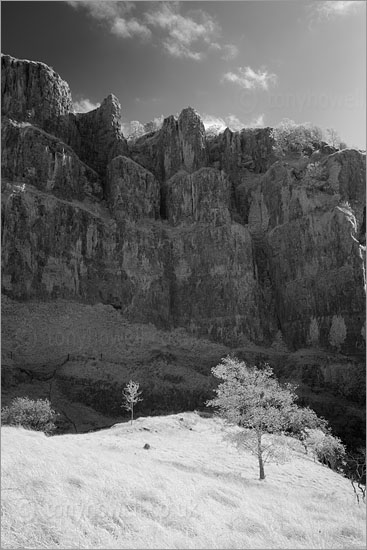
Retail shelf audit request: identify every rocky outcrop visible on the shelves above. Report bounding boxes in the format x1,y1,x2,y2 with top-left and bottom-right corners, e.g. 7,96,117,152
207,127,277,224
1,54,365,355
1,118,102,201
1,177,261,341
1,54,72,136
1,54,128,191
165,168,230,225
106,156,160,221
67,94,129,180
169,222,262,343
131,106,207,182
248,155,366,351
324,149,366,223
207,126,276,175
177,107,207,173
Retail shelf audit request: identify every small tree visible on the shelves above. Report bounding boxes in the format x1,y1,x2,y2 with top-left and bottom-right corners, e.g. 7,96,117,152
206,356,327,480
122,380,143,425
1,397,57,435
307,317,320,346
329,315,347,351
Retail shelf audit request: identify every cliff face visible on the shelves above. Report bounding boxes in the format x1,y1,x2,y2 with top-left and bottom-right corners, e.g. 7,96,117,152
66,94,129,180
1,53,365,354
131,107,207,183
1,54,128,193
248,157,366,350
1,117,102,201
1,54,72,135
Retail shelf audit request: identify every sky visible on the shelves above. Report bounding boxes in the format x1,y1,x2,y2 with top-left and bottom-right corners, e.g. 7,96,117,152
1,0,366,146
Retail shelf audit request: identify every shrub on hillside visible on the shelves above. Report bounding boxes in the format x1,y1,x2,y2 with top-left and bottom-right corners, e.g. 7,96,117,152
1,397,57,435
306,429,346,471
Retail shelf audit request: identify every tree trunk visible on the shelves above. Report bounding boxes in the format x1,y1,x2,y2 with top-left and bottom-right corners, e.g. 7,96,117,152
257,431,265,480
131,406,133,425
258,454,265,480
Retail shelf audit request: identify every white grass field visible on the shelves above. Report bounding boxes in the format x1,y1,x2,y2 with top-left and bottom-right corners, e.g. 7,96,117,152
1,412,365,549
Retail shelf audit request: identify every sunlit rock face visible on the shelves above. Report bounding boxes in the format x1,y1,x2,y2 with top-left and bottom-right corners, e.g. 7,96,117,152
1,54,128,191
1,54,73,134
130,106,207,182
1,54,365,353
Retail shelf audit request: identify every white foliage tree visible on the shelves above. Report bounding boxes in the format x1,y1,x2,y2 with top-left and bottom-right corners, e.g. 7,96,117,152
121,380,143,425
271,119,323,157
206,356,326,480
329,315,347,351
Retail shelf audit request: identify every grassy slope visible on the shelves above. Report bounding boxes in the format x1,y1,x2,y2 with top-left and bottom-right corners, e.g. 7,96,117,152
1,413,365,549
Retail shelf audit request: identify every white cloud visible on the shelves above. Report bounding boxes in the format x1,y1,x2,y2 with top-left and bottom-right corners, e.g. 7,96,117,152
163,39,203,61
68,1,240,61
222,66,277,91
73,98,100,113
224,114,245,131
111,17,151,39
249,113,265,127
68,1,135,21
144,3,221,60
314,1,361,19
68,1,151,40
221,44,239,61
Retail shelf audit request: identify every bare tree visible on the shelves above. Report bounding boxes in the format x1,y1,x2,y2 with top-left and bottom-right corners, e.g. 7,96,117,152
344,449,366,505
122,380,143,425
325,128,342,149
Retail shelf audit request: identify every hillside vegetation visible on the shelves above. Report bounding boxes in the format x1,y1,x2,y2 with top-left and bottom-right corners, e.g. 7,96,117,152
1,413,365,549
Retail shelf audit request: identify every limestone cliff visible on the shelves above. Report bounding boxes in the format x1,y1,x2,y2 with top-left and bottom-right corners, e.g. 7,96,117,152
248,157,366,351
1,54,128,193
1,117,102,201
66,94,129,181
1,54,365,356
1,54,72,135
131,107,207,182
